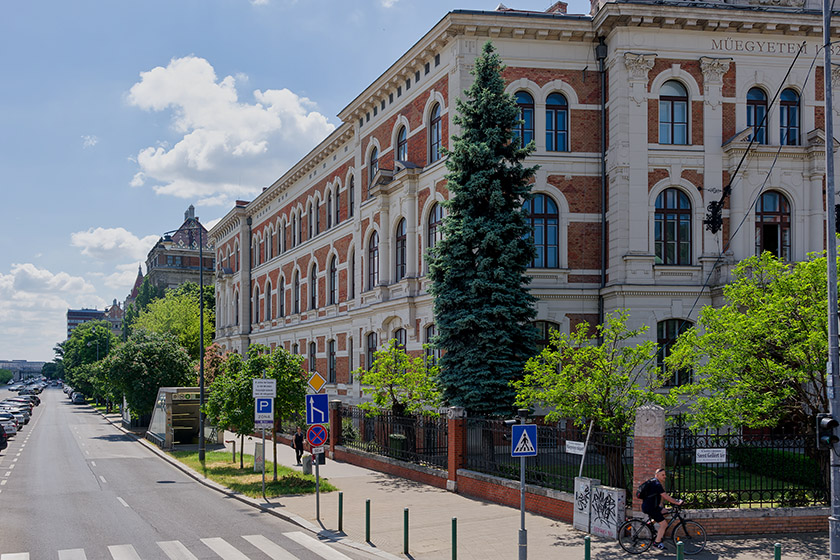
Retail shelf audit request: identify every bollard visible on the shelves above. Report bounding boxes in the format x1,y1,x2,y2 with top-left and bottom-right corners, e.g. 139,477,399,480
365,499,371,543
452,517,457,560
676,541,684,560
404,508,409,555
338,492,343,532
584,535,590,560
225,440,236,462
775,543,781,560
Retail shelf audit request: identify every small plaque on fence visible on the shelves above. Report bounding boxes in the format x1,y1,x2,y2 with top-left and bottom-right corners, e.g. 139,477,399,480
566,440,585,455
696,448,726,463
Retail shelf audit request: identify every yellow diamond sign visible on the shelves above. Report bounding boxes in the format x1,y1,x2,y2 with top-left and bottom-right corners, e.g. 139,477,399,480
308,371,327,393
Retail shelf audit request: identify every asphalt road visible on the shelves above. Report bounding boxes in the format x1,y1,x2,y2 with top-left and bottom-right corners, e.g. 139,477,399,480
0,387,379,560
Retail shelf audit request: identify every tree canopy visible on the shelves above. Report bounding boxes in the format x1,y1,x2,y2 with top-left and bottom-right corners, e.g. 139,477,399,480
666,251,830,432
133,285,214,361
428,41,538,416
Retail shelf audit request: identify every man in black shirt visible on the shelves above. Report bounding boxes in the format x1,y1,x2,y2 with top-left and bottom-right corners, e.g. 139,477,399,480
293,426,305,465
641,468,683,549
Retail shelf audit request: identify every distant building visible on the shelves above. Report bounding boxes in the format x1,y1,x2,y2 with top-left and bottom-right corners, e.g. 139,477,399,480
144,205,214,291
66,308,105,339
124,265,144,310
103,299,124,338
0,360,46,381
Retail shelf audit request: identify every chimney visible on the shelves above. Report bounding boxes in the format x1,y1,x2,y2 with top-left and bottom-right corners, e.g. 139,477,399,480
185,205,195,221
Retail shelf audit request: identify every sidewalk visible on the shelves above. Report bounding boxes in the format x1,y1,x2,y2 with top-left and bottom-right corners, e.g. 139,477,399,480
105,412,828,560
219,432,828,560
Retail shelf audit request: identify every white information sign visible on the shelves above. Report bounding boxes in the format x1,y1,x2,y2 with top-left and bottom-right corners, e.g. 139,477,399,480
696,448,727,463
252,378,276,398
311,446,325,455
566,440,586,455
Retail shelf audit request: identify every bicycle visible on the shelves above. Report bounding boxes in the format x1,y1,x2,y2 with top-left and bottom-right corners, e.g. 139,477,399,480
618,505,707,555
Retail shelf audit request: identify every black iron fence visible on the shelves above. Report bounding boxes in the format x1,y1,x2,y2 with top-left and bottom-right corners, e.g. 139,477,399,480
666,416,829,508
339,405,448,470
464,418,633,495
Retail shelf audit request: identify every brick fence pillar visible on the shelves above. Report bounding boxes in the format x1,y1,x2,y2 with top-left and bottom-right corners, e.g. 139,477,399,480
632,405,665,511
447,406,467,492
329,399,342,458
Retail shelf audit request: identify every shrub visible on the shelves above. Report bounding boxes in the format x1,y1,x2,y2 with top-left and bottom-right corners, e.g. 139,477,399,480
729,445,821,488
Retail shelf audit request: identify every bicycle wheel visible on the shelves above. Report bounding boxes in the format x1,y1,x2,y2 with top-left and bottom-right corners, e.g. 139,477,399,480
618,519,654,554
671,520,707,555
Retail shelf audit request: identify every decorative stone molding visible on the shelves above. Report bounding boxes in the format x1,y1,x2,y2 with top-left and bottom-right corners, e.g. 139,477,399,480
623,52,656,81
700,57,731,107
831,65,840,89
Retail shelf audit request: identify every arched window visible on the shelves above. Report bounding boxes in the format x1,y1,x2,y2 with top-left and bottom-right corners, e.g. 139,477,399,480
659,81,688,145
429,103,442,163
309,342,317,372
348,337,354,383
265,280,272,320
329,256,338,305
397,126,408,161
349,176,355,218
780,88,800,146
428,202,444,250
368,147,378,195
534,320,560,352
234,293,239,326
281,222,286,253
657,319,693,386
514,91,534,147
424,324,441,365
368,231,379,290
292,343,298,355
523,194,559,268
327,192,332,229
253,284,261,323
235,242,240,271
310,265,318,310
335,186,341,225
279,277,285,317
366,332,378,369
308,204,314,239
654,188,692,265
315,199,321,235
328,340,336,384
349,248,356,299
395,218,406,281
747,87,768,145
297,211,303,245
546,93,568,152
393,328,406,352
293,272,300,314
292,214,297,247
755,191,791,262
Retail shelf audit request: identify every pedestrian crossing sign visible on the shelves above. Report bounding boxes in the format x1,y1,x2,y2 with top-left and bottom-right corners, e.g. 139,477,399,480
511,424,537,457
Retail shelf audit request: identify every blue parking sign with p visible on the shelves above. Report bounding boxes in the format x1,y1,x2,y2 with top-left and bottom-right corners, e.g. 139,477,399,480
256,398,273,414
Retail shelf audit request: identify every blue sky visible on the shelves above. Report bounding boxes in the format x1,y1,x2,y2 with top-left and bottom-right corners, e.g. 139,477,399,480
0,0,590,361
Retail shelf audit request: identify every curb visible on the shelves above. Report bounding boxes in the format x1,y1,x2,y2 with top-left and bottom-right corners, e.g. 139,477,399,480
98,411,401,560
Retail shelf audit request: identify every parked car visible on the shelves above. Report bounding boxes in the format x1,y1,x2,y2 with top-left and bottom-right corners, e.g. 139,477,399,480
0,425,7,451
1,406,29,423
71,392,85,404
0,414,17,436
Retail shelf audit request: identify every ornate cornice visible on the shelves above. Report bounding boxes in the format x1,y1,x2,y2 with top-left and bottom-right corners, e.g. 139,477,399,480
623,53,656,81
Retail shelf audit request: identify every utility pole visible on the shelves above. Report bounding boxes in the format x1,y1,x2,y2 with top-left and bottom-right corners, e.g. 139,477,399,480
822,1,840,555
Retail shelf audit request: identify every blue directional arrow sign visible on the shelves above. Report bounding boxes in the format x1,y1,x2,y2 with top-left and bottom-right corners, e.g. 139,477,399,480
511,424,537,457
305,394,329,425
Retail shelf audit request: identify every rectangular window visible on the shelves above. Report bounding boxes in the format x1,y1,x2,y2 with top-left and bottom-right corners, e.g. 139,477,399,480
397,86,402,97
415,71,420,83
406,79,411,90
389,93,393,104
435,54,440,66
424,62,430,75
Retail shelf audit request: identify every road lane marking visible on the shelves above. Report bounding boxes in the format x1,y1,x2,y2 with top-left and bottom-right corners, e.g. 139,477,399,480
282,532,352,560
99,475,107,483
1,553,29,560
243,535,297,560
4,472,10,477
107,545,141,560
200,538,249,560
12,458,17,462
58,550,87,560
1,479,7,485
117,497,130,508
158,541,198,560
9,464,14,469
91,461,96,467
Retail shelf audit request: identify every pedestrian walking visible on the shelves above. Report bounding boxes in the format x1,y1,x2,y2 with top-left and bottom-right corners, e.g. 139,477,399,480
293,426,304,465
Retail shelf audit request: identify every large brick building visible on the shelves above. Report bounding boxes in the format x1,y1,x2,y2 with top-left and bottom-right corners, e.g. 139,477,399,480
210,0,838,403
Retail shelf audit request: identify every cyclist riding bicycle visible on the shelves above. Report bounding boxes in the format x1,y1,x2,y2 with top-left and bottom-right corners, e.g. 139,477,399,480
640,468,684,550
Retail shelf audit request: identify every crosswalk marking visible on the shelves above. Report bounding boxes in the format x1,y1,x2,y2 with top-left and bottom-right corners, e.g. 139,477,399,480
243,535,298,560
158,541,198,560
200,537,250,560
1,553,29,560
108,545,141,560
283,532,352,560
58,550,86,560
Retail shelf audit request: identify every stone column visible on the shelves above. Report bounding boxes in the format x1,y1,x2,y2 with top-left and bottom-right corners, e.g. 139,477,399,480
632,405,665,511
447,406,467,492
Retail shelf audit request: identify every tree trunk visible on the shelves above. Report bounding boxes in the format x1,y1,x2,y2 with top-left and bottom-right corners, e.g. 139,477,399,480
240,433,244,469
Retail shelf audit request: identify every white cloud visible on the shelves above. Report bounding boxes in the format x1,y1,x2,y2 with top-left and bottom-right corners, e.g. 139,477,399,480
0,264,103,360
381,0,399,6
82,135,99,148
70,227,158,262
127,56,335,206
104,262,144,291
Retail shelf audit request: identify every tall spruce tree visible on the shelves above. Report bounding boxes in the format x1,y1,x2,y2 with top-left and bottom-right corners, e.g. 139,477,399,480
428,42,538,416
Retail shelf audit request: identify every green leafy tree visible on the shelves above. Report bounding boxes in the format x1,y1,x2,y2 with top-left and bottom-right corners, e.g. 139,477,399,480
666,251,831,432
513,310,673,488
41,362,61,380
122,276,165,339
0,369,13,384
61,321,117,400
356,338,442,417
204,350,259,468
199,343,228,387
133,287,214,361
428,41,538,416
107,329,193,419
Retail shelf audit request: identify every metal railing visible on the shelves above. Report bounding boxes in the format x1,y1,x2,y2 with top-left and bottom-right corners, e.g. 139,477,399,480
666,416,829,508
464,419,633,494
339,405,448,470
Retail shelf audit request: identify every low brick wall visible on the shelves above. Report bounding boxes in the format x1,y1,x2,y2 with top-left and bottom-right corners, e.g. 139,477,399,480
680,507,829,536
332,445,448,489
455,469,575,523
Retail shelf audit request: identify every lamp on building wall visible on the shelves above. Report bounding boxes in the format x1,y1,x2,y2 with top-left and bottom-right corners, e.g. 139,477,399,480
161,214,209,462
